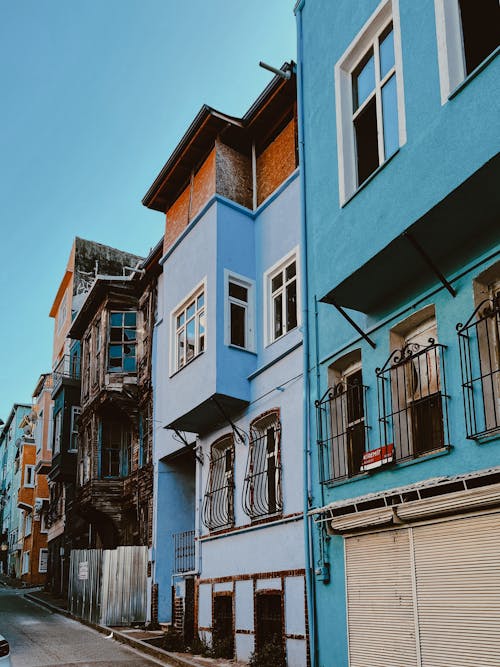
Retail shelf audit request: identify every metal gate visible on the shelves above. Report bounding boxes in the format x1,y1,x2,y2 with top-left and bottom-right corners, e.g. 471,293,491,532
68,546,148,626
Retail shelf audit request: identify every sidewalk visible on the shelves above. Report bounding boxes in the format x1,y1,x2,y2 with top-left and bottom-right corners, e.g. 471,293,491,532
25,589,245,667
0,573,38,590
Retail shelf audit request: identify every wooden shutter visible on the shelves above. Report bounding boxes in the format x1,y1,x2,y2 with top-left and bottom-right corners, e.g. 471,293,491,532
345,529,418,667
413,512,500,667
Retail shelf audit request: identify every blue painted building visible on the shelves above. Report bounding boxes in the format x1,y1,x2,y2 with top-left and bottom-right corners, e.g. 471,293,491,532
295,1,500,665
145,64,309,664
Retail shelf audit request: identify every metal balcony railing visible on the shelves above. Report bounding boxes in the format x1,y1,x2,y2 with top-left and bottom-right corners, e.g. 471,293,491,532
457,295,500,439
316,379,369,483
376,339,450,462
173,530,195,574
53,354,81,383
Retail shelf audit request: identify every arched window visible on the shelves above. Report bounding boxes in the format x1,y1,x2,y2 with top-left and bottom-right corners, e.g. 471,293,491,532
202,435,234,530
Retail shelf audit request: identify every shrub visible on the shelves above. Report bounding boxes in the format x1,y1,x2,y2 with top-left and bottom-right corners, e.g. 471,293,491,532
249,640,286,667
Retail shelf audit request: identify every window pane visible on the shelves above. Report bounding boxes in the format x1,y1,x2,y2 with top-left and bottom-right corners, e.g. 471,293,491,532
379,25,394,79
459,0,500,75
271,273,283,293
285,262,296,281
286,280,298,332
186,301,195,319
109,345,122,358
273,294,283,339
109,327,122,342
177,331,185,368
186,318,195,361
197,293,205,310
199,311,205,352
382,74,399,160
123,328,136,341
177,313,185,328
124,312,136,326
110,313,122,327
123,356,136,372
354,96,379,185
229,282,248,302
353,50,375,110
124,344,135,358
230,303,246,347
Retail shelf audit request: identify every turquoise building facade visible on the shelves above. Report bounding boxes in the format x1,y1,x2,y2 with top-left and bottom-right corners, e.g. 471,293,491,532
295,1,500,665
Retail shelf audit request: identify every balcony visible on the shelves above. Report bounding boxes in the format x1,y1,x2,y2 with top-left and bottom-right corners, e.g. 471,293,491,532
52,354,81,394
173,530,196,575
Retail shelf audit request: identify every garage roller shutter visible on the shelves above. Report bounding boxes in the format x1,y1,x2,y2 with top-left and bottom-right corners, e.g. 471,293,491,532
413,512,500,667
345,529,418,667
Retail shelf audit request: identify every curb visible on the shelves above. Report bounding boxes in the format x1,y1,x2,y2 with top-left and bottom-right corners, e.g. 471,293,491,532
24,593,201,667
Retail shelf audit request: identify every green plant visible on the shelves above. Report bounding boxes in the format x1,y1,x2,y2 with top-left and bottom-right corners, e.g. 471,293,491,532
189,632,214,657
161,627,185,652
249,640,286,667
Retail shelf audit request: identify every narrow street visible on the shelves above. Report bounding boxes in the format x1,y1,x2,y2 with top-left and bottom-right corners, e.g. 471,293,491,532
0,586,167,667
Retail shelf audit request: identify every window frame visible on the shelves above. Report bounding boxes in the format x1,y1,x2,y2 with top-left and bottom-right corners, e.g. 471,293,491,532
335,0,406,205
170,279,207,375
434,0,500,103
53,409,62,455
264,248,300,347
22,550,30,575
107,310,137,373
203,434,235,531
68,406,81,453
224,270,255,352
39,548,48,573
24,512,32,537
24,464,36,488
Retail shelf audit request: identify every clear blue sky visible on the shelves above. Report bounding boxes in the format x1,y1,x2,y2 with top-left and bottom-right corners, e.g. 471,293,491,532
0,0,296,419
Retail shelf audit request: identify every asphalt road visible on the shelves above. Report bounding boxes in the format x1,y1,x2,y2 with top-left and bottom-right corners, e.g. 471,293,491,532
0,586,167,667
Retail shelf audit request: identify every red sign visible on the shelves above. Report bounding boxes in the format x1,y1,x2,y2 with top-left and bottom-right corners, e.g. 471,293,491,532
361,444,394,471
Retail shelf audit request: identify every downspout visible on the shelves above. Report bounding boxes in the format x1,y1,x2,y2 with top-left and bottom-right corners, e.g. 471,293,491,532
295,3,318,666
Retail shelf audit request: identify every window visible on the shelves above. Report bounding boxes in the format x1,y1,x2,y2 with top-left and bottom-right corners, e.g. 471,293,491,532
255,592,284,658
377,308,448,461
39,548,48,573
202,435,234,531
173,284,205,372
24,513,32,537
53,410,62,455
335,0,405,202
100,419,131,478
69,406,81,452
458,268,500,438
226,273,255,350
57,292,67,332
213,594,234,659
243,412,282,519
24,465,35,488
22,551,30,575
317,351,368,482
40,512,49,533
265,251,299,345
93,318,101,385
435,0,500,102
108,311,137,372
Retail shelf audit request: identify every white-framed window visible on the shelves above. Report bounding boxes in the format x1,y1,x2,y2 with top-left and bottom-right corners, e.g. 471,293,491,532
57,292,68,332
40,512,49,533
264,249,300,345
53,409,62,455
171,281,206,373
224,271,255,351
434,0,500,103
24,512,32,537
69,406,81,452
335,0,406,204
39,548,48,573
24,465,35,488
108,311,137,372
22,551,30,575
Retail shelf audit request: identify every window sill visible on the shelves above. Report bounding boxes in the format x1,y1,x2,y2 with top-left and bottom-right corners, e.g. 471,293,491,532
227,343,257,355
169,350,205,378
341,148,400,209
448,46,500,101
473,430,500,445
265,325,299,349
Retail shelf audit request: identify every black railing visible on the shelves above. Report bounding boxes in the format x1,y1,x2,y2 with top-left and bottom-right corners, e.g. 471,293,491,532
173,530,195,574
53,354,81,382
457,295,500,439
376,339,449,462
315,379,369,483
202,441,234,531
242,417,282,519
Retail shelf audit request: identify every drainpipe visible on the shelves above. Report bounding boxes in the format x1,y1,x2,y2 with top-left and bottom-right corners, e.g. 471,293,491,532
295,2,318,666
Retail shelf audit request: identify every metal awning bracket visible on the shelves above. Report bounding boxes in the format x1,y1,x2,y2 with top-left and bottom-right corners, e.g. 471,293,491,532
330,302,376,349
211,397,246,445
402,231,456,297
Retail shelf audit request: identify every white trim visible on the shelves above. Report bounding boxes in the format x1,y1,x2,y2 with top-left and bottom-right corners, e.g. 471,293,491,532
169,277,207,376
263,246,301,347
24,464,35,488
21,550,30,575
39,547,48,573
68,406,81,453
335,0,406,204
224,269,256,352
434,0,466,103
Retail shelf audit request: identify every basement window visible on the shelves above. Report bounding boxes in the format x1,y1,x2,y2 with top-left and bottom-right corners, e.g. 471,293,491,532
434,0,500,102
255,592,284,658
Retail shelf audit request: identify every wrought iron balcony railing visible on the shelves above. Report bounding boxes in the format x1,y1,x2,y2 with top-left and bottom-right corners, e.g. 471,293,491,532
316,379,369,483
457,295,500,439
376,339,450,462
173,530,195,574
53,354,81,384
202,440,234,531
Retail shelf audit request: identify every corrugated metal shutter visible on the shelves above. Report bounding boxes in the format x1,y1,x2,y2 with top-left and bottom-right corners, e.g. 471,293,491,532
345,529,418,667
413,512,500,667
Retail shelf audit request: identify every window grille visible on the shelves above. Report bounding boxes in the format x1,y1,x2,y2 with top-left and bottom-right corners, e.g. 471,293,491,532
202,436,234,531
173,530,195,574
457,294,500,438
316,372,369,483
242,414,282,519
376,338,449,462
